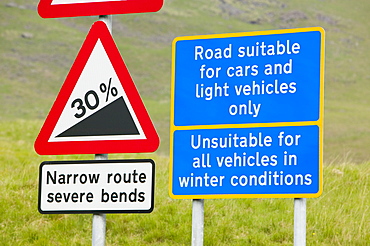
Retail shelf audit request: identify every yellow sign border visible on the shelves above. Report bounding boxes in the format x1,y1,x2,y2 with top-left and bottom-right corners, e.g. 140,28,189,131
170,27,325,199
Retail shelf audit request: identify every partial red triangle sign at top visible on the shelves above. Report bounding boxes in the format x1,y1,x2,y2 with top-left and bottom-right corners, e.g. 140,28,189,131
38,0,164,18
34,21,159,155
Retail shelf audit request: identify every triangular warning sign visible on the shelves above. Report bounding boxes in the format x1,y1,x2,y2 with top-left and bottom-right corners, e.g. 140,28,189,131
38,0,164,18
35,21,160,155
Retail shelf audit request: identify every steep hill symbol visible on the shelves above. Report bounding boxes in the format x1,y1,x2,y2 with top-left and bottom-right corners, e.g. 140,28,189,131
57,96,139,137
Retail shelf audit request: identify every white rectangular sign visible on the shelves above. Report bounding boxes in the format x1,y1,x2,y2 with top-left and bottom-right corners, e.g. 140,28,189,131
38,159,155,214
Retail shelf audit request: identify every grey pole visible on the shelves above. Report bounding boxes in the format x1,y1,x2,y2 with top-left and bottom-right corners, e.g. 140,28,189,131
92,154,108,246
92,212,106,246
294,198,306,246
91,14,112,246
99,15,112,32
192,199,204,246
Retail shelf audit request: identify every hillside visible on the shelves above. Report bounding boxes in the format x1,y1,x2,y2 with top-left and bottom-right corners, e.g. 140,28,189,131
1,0,370,163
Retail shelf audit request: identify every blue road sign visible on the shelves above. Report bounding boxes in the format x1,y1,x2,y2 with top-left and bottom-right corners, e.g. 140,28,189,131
170,27,324,199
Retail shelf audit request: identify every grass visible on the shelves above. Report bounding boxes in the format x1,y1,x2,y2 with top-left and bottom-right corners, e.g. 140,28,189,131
0,120,369,245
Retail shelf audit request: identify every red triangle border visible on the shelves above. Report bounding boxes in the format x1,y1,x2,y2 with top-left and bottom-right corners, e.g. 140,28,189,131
34,21,160,155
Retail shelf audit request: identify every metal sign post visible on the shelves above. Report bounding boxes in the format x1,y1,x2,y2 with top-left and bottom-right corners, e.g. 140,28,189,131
99,15,112,32
91,15,111,246
92,154,108,246
192,199,204,246
294,198,307,246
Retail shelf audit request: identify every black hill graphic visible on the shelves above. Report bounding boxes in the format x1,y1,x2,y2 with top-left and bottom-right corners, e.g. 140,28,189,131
57,96,140,137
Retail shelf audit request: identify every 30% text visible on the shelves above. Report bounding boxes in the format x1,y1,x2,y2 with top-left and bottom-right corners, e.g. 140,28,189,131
71,78,118,118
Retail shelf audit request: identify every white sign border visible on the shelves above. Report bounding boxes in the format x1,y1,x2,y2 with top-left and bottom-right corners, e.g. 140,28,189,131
38,159,155,214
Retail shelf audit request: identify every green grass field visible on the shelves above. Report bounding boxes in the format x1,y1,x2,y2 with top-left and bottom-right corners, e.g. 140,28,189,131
0,0,369,245
0,121,369,245
1,0,370,162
